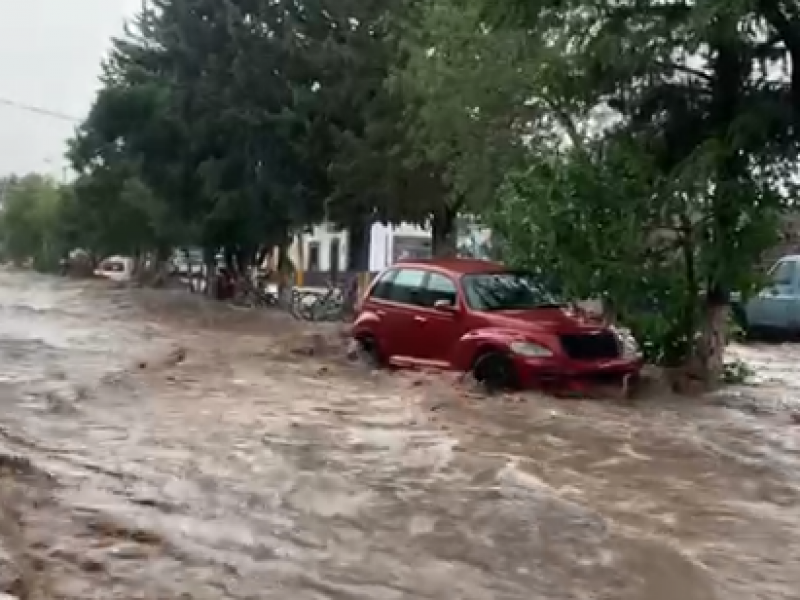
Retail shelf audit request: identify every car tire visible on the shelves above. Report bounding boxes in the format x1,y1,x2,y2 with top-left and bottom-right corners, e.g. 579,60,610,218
472,350,517,393
354,335,383,369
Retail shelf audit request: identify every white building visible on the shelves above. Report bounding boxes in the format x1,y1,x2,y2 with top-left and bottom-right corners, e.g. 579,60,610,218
288,222,431,273
288,220,493,275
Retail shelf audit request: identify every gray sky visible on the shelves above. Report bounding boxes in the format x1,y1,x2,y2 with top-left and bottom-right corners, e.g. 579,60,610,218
0,0,140,179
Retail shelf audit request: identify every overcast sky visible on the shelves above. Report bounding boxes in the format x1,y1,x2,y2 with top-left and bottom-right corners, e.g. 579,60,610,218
0,0,140,179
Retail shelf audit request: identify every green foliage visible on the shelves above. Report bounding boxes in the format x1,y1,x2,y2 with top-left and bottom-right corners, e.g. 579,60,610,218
59,171,169,257
481,0,800,375
396,0,541,209
64,0,468,262
69,0,329,263
292,0,461,253
0,174,69,271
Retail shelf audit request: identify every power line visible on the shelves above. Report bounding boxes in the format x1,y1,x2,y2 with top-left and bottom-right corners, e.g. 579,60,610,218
0,96,80,122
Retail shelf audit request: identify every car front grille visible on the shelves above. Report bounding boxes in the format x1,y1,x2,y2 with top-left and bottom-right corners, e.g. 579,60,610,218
559,332,621,360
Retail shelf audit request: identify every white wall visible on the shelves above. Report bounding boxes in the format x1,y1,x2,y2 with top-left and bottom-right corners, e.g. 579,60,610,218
289,222,431,272
287,220,496,271
287,224,348,272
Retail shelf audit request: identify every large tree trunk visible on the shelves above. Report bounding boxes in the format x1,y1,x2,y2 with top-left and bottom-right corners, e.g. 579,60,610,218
697,287,728,387
132,249,144,279
346,218,370,272
203,247,217,298
150,244,172,287
233,245,252,278
224,247,236,272
431,205,458,257
276,232,294,309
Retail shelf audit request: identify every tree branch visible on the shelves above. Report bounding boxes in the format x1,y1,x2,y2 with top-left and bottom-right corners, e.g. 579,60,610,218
757,0,800,113
652,60,712,82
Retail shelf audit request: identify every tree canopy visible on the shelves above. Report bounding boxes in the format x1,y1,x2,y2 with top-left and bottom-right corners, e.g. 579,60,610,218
473,0,800,375
64,0,472,264
0,174,69,270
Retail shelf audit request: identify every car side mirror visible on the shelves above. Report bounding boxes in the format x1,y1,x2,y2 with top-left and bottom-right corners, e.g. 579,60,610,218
433,299,457,312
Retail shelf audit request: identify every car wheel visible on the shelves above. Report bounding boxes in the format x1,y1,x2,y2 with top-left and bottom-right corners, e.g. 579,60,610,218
354,335,383,369
473,350,517,393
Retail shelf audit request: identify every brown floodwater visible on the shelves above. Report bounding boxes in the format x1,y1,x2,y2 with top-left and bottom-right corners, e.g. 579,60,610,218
0,269,799,599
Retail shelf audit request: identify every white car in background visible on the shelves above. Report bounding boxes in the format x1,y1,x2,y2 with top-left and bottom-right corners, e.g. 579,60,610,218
94,255,135,282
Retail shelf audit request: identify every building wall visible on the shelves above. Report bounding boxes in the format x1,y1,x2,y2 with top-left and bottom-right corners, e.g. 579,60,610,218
287,220,493,286
286,224,343,273
288,222,431,273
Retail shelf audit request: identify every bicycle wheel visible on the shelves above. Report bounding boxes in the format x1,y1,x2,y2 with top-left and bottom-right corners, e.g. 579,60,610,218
247,286,273,308
231,289,256,308
288,298,303,319
288,290,308,319
293,292,320,320
320,298,345,321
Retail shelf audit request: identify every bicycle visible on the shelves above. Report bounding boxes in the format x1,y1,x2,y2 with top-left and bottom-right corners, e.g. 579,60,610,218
289,288,326,320
303,277,358,322
230,273,278,309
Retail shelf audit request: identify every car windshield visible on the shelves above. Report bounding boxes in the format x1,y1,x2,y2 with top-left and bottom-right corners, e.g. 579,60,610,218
462,271,564,311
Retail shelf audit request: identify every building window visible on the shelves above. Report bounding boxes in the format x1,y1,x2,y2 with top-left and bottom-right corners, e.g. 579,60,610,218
307,242,320,271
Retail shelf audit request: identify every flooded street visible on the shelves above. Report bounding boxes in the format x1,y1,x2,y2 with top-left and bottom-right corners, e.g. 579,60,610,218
1,270,799,599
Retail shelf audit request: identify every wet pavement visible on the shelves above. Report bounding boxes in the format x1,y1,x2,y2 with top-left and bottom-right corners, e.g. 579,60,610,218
0,270,799,599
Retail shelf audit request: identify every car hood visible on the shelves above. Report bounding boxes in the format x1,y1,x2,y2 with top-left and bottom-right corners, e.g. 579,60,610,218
478,307,608,334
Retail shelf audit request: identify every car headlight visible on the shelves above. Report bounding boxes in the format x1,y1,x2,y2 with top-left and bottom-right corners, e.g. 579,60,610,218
614,328,642,358
510,341,553,357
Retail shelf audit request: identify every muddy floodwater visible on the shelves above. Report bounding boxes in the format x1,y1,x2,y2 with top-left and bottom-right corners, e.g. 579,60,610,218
1,270,800,599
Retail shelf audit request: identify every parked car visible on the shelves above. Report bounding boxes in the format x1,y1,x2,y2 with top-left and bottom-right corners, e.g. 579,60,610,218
351,258,643,392
733,255,800,334
94,255,135,282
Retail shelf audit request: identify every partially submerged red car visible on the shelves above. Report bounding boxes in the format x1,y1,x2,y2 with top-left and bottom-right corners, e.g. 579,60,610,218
351,258,643,392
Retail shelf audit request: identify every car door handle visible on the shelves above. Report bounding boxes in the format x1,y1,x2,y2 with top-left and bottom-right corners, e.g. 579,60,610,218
413,316,426,323
376,310,386,316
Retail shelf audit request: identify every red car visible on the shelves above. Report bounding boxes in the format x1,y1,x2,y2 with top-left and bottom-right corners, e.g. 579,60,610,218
351,258,643,392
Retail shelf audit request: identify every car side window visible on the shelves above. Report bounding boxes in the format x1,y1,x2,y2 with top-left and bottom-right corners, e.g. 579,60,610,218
770,260,796,286
387,268,427,305
421,273,458,307
370,269,397,300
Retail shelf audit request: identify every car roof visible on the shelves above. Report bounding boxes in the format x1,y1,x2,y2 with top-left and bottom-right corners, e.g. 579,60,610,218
393,257,506,276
